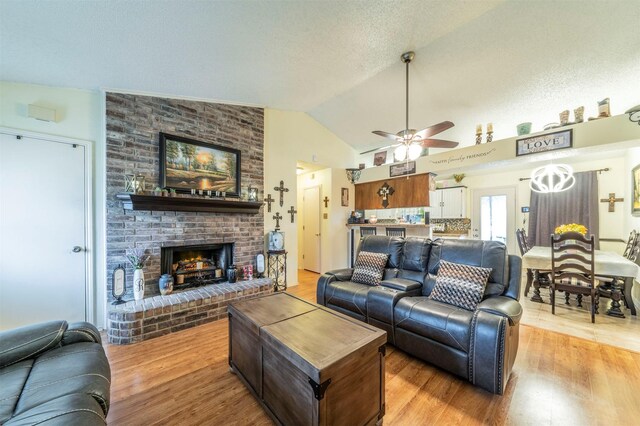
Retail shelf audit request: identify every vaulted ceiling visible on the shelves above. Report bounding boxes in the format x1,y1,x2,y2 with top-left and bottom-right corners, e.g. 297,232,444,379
1,0,639,153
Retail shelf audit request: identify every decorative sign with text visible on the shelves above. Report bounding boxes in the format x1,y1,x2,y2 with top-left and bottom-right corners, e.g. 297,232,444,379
516,129,572,156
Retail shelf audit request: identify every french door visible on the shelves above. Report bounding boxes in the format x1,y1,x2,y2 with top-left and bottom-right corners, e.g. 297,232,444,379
471,186,517,255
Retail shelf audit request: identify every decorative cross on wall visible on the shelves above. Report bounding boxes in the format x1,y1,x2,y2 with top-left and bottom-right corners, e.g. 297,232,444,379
377,182,395,208
600,192,624,212
274,180,289,207
264,194,275,212
287,206,297,223
273,212,283,230
323,196,330,208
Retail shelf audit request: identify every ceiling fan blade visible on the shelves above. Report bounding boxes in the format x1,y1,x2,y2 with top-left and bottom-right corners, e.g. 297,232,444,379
372,130,403,142
419,138,459,148
360,142,401,155
413,121,455,140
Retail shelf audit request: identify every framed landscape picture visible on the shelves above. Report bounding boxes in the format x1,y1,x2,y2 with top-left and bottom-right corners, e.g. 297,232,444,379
159,133,241,195
633,164,640,216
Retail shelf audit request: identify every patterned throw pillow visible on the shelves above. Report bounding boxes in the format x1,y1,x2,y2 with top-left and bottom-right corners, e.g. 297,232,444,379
429,260,492,311
351,251,389,286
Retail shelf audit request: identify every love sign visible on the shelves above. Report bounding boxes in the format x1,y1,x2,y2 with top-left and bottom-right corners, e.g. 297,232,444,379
516,129,572,156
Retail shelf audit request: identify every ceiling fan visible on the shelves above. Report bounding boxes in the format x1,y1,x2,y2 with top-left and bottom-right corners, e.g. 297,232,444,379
362,51,459,160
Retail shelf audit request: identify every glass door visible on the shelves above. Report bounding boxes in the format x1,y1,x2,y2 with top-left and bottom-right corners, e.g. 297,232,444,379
471,187,517,254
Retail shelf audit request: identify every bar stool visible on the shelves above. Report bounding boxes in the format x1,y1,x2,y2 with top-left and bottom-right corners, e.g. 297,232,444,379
386,227,406,238
360,227,377,238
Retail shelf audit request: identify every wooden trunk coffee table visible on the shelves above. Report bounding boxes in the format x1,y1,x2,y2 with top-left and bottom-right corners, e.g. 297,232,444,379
228,292,386,426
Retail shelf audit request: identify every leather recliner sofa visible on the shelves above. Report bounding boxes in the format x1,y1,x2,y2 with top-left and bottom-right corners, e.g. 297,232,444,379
0,320,111,425
317,236,522,394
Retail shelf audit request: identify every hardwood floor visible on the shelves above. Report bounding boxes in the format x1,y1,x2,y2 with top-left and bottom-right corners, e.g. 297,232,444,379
105,270,640,425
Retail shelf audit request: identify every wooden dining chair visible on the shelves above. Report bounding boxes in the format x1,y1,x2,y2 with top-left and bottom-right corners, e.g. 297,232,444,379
386,227,406,238
517,228,551,298
597,238,640,310
550,231,598,323
623,229,639,259
360,227,377,238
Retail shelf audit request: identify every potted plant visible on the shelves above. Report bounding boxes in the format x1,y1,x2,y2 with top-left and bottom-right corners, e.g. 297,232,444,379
125,247,149,301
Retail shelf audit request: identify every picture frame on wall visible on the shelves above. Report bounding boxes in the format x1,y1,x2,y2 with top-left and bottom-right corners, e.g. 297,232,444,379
389,161,416,177
341,188,349,207
633,164,640,216
515,129,572,157
373,151,387,166
159,133,241,195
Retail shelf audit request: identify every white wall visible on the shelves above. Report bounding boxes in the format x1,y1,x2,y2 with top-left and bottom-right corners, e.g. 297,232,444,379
264,109,357,285
0,81,106,327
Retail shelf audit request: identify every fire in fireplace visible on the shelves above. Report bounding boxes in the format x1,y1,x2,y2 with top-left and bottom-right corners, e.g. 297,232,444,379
161,243,234,289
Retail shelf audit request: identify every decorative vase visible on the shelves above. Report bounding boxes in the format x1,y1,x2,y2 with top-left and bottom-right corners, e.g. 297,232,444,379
159,274,174,296
133,268,145,300
227,265,238,283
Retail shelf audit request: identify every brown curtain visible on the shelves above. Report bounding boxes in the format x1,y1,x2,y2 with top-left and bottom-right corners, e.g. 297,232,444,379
528,171,600,248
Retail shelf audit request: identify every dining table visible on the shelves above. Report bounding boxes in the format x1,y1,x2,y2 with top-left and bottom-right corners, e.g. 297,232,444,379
521,246,640,317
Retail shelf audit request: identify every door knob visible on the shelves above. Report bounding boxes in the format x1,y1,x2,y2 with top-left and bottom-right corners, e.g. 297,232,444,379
315,233,320,236
72,246,83,253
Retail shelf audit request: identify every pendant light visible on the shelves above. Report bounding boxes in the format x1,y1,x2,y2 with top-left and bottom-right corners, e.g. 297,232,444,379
529,164,575,193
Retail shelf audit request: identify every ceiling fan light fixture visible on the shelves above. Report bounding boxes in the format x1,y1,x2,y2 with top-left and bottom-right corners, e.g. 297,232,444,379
529,164,575,193
394,144,408,162
408,143,422,160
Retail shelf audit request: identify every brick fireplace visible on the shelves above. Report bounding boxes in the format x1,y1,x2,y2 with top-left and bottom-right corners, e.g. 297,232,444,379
106,93,266,303
161,242,234,289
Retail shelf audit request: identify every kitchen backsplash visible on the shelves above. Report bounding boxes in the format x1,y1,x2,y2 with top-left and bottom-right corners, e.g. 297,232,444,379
431,218,471,232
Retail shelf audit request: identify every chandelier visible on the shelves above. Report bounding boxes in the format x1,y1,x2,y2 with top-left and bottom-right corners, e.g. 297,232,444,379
529,164,575,193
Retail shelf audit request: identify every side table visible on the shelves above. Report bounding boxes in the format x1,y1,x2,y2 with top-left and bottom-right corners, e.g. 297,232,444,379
267,250,287,291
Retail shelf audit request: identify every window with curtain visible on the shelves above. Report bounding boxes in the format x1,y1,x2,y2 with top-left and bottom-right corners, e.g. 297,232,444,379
527,170,600,248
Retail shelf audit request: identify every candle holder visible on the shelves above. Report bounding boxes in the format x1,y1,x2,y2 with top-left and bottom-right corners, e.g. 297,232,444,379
475,124,482,145
486,131,493,143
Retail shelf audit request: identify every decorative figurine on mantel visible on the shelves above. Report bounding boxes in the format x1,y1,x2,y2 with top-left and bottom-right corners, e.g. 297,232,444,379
574,106,584,123
485,123,493,143
560,110,570,126
589,98,611,120
475,124,482,145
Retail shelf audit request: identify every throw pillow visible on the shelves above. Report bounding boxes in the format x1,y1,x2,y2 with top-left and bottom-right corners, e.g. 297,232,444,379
429,260,492,311
351,251,389,286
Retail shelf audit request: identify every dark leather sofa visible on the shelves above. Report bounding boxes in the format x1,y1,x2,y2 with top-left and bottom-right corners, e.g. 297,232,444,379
317,236,522,394
0,320,111,425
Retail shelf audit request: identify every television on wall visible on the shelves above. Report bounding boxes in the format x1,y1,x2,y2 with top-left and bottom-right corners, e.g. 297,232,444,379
159,132,241,196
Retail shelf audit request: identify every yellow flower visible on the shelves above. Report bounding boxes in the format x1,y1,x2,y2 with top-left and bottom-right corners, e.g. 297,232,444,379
554,223,588,235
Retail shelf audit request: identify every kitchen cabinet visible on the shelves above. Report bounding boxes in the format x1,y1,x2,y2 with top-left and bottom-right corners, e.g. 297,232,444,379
354,173,431,210
430,187,466,219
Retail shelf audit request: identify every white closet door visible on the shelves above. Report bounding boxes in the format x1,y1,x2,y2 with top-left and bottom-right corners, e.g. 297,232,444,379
0,133,88,329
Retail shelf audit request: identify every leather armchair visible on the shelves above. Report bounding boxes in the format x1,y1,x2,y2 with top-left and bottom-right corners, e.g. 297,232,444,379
0,320,111,425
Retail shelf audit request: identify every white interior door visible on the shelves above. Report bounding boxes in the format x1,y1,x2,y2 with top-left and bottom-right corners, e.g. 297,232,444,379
471,186,517,254
303,186,321,273
0,132,89,329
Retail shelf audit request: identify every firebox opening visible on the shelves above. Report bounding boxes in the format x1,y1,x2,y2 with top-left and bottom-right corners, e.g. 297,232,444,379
161,243,234,289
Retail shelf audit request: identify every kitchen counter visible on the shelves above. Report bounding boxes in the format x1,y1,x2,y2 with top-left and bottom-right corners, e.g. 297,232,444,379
345,223,431,228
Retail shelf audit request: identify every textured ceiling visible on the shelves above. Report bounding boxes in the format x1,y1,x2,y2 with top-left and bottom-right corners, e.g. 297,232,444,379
1,0,639,153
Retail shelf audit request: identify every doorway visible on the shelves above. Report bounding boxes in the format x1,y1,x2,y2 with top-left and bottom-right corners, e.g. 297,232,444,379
471,186,517,254
302,186,321,273
0,130,93,329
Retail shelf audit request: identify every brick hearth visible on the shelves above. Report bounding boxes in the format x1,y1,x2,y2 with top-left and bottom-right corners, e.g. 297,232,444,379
108,278,273,344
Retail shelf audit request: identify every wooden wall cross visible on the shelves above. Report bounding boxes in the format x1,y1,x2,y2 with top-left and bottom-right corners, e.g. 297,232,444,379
273,212,283,230
274,180,289,207
377,182,395,208
323,196,330,208
287,206,297,223
600,192,624,212
264,194,274,212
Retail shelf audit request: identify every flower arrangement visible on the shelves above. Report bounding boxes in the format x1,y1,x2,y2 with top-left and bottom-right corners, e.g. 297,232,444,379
125,247,149,270
554,223,588,235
